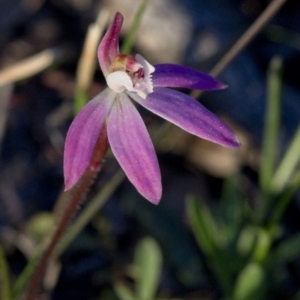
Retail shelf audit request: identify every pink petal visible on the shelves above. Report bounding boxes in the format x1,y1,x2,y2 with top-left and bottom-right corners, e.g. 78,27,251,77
129,88,240,148
97,12,123,76
107,93,162,204
64,89,115,190
152,64,226,90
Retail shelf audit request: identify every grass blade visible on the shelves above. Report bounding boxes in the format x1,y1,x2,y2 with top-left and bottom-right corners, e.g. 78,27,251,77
233,263,265,300
12,242,44,298
265,232,300,268
259,56,282,196
114,282,136,300
271,123,300,194
0,246,12,300
268,170,300,227
120,0,150,54
134,237,162,300
186,196,232,296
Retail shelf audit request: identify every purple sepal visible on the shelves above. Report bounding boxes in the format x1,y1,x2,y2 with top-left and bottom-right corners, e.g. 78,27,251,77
152,64,226,90
129,88,240,148
63,89,115,190
97,12,123,76
107,93,162,204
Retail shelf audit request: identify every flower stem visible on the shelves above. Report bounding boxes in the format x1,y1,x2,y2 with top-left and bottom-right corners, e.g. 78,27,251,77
23,125,108,300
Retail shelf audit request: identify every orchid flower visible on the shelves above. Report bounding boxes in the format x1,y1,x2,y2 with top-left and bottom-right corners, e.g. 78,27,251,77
64,12,240,204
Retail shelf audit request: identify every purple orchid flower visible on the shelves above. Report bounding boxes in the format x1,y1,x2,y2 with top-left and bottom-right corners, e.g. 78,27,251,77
64,12,240,204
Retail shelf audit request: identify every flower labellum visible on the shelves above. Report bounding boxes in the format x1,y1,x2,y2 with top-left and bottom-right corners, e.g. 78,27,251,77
64,12,240,204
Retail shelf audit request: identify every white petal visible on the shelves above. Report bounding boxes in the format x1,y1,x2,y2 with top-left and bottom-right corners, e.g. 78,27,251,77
134,54,155,98
135,54,155,74
106,71,133,93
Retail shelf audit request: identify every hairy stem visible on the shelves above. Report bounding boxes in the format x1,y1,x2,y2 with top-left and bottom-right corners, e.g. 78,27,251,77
24,125,108,300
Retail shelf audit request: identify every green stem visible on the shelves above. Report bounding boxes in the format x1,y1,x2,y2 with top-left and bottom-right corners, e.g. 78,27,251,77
13,243,44,298
120,0,150,54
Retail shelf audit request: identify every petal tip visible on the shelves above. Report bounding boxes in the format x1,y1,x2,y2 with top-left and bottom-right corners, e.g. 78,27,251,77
218,82,228,90
64,184,71,192
234,137,242,148
63,180,73,192
134,179,162,205
145,179,162,205
63,172,78,191
147,189,162,205
151,197,161,205
228,135,242,148
98,12,124,74
115,11,124,21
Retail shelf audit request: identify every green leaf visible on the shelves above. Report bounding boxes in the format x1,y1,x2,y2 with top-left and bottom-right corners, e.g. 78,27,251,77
121,0,150,54
268,170,300,228
251,228,271,264
233,263,266,300
266,232,300,268
220,175,244,240
127,197,205,287
25,212,55,244
186,197,220,254
114,282,136,300
237,226,257,257
186,196,233,296
271,123,300,194
134,237,162,300
259,56,282,196
0,246,12,300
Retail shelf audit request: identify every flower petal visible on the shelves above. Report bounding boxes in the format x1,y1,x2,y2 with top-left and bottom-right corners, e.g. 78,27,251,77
135,54,155,75
64,89,115,190
106,71,133,93
134,54,155,98
107,93,161,204
98,12,123,76
152,64,226,90
129,88,240,148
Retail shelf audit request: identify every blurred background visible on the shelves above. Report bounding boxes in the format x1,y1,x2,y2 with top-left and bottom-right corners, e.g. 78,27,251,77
1,0,300,299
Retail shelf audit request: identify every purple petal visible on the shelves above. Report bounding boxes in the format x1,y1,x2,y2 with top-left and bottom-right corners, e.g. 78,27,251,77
152,64,226,90
97,12,123,76
64,89,115,190
107,93,161,204
129,88,240,148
